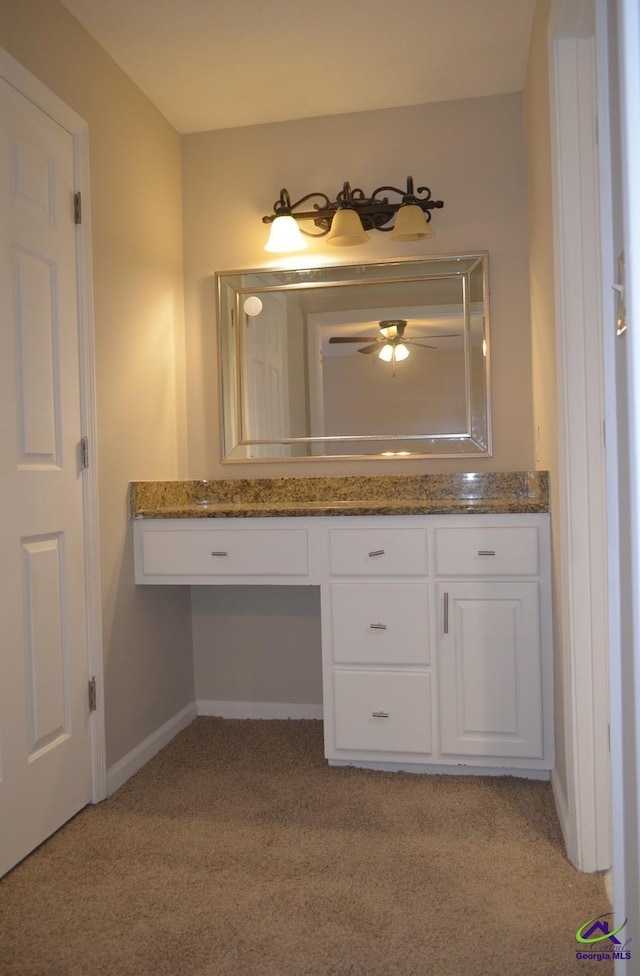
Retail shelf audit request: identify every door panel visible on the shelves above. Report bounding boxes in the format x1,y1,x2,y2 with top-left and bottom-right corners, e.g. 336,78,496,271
13,247,60,463
22,534,69,757
437,581,543,759
0,76,92,877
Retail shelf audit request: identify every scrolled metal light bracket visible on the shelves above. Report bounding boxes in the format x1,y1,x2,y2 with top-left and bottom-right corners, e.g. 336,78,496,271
262,176,444,237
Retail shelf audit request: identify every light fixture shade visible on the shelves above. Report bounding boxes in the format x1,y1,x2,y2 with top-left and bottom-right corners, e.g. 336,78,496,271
325,208,370,247
264,214,308,253
390,204,435,242
378,342,409,362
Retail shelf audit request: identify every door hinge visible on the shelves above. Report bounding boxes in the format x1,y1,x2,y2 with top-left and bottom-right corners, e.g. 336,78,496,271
88,676,97,712
74,191,82,225
80,436,89,470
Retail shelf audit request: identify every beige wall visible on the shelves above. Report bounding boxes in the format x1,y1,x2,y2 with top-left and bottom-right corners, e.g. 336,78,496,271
184,94,536,704
322,349,467,440
192,587,323,706
0,1,194,766
523,0,566,799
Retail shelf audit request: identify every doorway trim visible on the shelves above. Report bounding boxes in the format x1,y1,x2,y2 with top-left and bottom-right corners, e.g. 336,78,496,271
0,47,106,802
547,1,611,871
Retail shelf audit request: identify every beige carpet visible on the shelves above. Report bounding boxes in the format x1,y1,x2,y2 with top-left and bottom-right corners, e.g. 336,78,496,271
0,718,612,976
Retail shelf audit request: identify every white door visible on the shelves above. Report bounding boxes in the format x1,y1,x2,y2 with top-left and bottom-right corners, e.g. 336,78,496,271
437,581,543,759
0,75,93,876
241,292,290,457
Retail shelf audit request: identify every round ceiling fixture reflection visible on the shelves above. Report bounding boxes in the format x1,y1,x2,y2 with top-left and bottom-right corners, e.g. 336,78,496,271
243,296,263,317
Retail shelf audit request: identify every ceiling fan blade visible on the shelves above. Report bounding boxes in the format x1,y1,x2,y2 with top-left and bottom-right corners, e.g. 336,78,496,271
358,343,382,355
409,333,460,347
328,336,380,343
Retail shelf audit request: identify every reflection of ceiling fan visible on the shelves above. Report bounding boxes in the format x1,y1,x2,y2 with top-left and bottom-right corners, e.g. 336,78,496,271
328,319,458,362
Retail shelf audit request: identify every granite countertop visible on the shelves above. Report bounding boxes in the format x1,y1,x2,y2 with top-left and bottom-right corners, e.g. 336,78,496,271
129,472,549,519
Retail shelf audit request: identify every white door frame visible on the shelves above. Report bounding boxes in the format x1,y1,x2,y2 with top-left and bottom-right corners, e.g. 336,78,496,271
0,48,106,802
548,1,611,871
605,0,640,951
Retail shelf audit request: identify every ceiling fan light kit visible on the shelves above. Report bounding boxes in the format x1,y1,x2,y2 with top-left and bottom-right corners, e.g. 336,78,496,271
327,318,459,368
378,342,409,363
262,177,443,252
377,321,410,362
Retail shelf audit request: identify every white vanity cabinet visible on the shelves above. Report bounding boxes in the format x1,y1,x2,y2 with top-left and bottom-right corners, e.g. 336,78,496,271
133,512,553,774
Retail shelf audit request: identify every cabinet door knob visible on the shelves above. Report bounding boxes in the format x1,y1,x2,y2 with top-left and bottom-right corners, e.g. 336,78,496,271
371,711,389,719
368,549,385,557
211,551,228,556
369,623,387,630
477,550,496,556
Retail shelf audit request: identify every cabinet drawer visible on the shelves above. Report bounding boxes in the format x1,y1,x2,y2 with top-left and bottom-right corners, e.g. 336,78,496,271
140,527,309,577
333,670,432,754
331,583,429,665
329,528,427,576
434,526,539,576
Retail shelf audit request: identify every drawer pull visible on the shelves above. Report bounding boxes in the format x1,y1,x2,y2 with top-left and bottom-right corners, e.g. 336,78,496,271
372,711,389,719
444,591,449,634
369,623,387,630
368,549,385,557
477,550,496,556
210,550,229,557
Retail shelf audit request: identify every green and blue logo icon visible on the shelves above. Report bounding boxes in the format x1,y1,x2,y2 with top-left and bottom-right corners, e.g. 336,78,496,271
576,913,632,962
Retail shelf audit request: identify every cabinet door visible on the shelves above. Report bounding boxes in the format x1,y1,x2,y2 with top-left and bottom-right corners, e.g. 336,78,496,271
437,581,543,759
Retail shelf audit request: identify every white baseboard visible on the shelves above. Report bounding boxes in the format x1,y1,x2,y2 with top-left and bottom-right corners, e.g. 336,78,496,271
197,700,324,720
106,702,198,796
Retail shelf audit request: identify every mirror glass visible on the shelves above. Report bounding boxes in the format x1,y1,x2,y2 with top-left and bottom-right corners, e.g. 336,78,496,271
217,253,491,461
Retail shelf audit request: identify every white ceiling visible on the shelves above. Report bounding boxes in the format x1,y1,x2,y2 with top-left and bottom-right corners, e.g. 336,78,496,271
58,0,536,134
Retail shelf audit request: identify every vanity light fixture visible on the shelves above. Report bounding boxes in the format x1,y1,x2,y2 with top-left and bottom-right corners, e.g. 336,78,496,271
262,176,444,252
